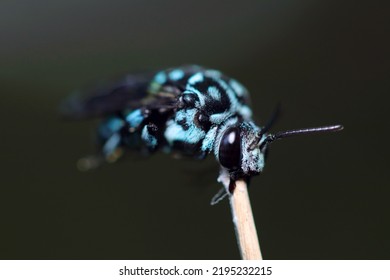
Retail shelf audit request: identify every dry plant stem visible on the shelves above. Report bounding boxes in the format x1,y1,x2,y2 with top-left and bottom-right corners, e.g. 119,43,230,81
229,180,262,260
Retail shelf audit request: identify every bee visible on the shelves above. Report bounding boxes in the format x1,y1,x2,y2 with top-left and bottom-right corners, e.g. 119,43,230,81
61,65,343,204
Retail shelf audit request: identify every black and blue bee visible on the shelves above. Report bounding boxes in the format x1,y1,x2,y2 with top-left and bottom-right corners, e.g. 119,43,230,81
62,65,342,203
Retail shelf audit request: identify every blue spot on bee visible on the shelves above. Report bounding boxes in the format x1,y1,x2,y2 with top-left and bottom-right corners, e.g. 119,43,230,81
126,109,144,128
201,126,218,152
229,79,247,97
208,86,222,101
188,73,204,85
209,111,231,124
169,69,185,81
204,69,222,78
154,71,167,84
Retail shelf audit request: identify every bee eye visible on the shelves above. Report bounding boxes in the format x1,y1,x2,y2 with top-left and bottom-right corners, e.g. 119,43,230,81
219,127,241,170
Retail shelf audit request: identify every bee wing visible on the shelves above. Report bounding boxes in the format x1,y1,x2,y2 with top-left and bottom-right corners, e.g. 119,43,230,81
60,72,161,120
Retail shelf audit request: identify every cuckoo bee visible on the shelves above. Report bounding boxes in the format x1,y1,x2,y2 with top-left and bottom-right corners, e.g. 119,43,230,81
61,65,342,203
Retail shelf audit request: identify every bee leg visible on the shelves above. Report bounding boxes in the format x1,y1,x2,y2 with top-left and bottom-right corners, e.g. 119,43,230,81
141,123,159,151
210,187,229,205
102,133,124,162
210,167,231,205
77,131,123,171
96,117,126,163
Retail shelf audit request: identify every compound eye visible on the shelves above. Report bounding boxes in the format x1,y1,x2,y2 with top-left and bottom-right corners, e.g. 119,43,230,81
219,127,241,170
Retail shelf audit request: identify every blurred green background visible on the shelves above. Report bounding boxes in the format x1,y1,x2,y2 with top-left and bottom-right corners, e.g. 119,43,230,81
1,0,389,259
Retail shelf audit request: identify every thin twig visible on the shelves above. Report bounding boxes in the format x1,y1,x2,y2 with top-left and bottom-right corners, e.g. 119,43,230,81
229,180,262,260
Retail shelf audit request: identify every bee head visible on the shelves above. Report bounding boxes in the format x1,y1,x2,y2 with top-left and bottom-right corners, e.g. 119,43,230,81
217,122,266,178
217,121,343,179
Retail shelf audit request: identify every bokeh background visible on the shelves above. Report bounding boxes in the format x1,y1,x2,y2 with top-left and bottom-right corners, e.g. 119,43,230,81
1,0,389,259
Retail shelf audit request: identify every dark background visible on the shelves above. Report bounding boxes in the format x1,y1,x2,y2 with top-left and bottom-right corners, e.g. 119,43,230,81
1,0,389,259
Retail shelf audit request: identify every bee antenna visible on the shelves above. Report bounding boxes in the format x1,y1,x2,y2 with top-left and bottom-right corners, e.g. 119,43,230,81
261,103,281,135
259,125,344,150
249,103,281,150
